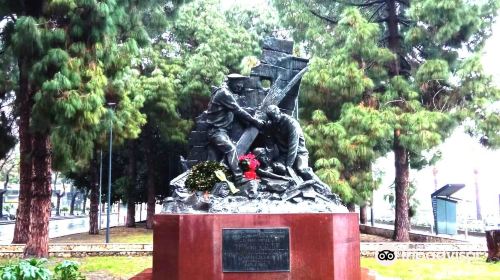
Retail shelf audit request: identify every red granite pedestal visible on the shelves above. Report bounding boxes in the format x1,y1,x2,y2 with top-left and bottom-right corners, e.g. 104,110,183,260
149,213,360,280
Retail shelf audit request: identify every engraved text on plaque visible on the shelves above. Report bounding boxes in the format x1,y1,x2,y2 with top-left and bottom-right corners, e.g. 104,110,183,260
222,228,290,272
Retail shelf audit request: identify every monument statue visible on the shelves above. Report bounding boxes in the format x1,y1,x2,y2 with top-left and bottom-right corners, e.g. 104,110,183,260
137,37,360,280
264,105,334,196
165,37,345,213
206,73,264,186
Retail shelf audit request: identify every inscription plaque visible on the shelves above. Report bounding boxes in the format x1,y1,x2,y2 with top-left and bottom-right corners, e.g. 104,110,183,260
222,228,290,272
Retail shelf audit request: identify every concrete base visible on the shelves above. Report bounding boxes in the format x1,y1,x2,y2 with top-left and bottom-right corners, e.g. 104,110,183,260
151,213,360,280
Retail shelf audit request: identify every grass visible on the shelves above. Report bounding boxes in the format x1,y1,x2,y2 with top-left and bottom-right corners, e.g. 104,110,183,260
362,257,500,280
50,223,153,244
77,256,151,278
0,256,152,279
3,255,499,279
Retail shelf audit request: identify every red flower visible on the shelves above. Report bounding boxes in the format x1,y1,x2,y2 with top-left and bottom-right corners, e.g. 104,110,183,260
238,153,260,180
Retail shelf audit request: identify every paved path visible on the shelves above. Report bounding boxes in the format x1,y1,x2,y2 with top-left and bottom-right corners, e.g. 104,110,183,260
0,214,123,243
0,204,150,243
371,222,485,243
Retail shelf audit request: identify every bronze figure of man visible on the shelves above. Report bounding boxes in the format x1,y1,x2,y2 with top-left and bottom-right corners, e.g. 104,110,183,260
206,74,263,185
265,105,332,195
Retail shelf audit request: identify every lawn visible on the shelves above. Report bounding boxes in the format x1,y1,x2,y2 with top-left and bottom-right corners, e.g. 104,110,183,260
77,256,151,278
0,256,152,279
362,257,500,280
3,256,499,279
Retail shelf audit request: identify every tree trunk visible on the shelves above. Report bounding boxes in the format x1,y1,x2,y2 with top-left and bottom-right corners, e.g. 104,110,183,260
360,204,367,224
0,173,9,217
24,132,51,258
126,142,137,228
56,196,61,216
0,190,5,218
146,174,155,229
384,0,410,242
393,132,410,242
346,202,356,213
386,0,401,77
54,172,60,216
144,126,156,229
69,187,77,215
82,189,88,214
89,153,99,234
12,57,33,244
486,230,500,262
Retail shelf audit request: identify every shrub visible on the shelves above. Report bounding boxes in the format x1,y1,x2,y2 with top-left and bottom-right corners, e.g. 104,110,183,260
185,161,229,192
54,260,84,280
0,259,84,280
0,258,51,280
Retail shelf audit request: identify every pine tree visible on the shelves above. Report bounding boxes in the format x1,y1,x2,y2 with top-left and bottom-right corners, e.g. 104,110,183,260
132,46,189,228
120,0,271,228
273,0,500,241
1,0,168,256
172,0,261,118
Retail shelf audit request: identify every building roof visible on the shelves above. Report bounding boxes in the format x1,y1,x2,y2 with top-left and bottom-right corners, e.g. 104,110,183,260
431,184,465,198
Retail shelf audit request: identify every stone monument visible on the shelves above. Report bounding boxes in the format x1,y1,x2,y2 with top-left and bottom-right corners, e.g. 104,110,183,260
133,38,362,280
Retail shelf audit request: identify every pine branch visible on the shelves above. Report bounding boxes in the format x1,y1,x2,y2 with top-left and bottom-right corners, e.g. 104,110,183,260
309,9,338,24
399,54,412,73
432,87,447,111
0,150,14,172
333,0,385,7
383,98,406,107
398,17,413,27
368,4,386,22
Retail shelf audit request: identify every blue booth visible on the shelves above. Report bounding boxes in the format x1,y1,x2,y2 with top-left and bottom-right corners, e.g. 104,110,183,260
431,184,465,235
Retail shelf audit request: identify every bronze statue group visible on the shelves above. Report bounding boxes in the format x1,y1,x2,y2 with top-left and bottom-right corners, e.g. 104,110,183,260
205,74,339,203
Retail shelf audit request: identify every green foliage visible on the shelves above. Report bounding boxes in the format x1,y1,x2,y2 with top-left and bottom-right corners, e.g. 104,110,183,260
0,259,84,280
299,8,396,204
0,114,16,160
0,258,51,280
185,161,229,192
305,106,391,203
54,260,84,280
274,0,500,210
172,0,261,116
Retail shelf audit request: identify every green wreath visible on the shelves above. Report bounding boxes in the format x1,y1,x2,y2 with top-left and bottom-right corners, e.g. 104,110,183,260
185,161,230,192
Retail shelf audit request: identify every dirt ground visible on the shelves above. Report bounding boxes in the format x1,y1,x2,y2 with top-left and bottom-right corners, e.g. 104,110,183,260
360,233,392,242
50,222,152,243
51,223,389,244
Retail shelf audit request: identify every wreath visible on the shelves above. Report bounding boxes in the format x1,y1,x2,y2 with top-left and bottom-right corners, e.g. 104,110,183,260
185,161,230,192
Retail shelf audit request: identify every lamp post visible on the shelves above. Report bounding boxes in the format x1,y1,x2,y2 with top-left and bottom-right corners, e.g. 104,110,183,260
98,149,103,230
106,103,116,243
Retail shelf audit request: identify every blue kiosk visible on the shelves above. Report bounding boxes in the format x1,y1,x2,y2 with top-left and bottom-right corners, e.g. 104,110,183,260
431,184,465,235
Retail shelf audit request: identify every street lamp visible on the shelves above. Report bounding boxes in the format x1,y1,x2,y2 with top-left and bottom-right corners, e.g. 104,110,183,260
98,150,103,230
106,102,116,243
